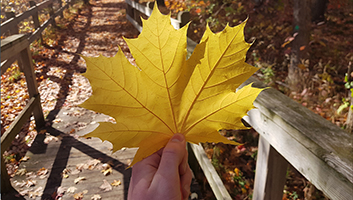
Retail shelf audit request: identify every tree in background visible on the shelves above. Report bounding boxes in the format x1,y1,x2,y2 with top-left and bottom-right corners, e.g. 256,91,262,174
311,0,328,23
287,0,311,92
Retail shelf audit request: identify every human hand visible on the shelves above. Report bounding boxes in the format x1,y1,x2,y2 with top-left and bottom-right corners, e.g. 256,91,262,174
128,133,192,200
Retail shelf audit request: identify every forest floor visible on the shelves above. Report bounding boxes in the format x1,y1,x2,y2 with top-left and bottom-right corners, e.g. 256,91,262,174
1,0,353,199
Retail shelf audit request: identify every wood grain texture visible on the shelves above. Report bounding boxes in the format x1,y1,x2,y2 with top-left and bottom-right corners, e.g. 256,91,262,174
10,134,137,200
253,135,288,200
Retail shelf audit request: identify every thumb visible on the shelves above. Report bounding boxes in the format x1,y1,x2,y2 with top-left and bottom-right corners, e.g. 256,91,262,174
157,133,186,176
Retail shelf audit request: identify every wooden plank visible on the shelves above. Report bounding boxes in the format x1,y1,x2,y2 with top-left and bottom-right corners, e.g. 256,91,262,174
242,77,353,200
10,135,136,200
1,97,38,154
1,56,18,74
253,135,288,200
0,34,28,62
189,143,232,200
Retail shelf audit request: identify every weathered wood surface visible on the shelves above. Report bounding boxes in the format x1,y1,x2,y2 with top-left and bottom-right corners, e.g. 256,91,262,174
8,130,136,200
5,106,204,199
1,34,46,193
0,34,28,64
253,135,288,200
243,77,353,200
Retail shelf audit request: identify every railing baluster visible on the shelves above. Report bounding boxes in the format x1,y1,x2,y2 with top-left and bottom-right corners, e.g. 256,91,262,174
253,135,288,200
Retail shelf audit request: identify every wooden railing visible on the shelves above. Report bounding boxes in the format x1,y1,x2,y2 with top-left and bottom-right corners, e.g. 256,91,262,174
1,0,77,73
125,1,353,199
0,0,81,193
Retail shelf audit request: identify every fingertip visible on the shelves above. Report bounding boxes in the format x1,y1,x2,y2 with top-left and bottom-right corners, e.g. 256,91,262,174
170,133,185,143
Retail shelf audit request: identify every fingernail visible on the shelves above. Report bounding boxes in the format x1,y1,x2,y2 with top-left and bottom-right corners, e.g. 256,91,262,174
171,133,184,142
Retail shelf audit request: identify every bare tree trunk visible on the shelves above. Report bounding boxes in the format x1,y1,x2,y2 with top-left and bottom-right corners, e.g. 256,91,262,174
311,0,328,23
287,0,311,92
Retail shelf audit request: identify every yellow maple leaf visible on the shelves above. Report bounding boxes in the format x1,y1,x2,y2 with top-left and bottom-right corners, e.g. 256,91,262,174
80,4,263,166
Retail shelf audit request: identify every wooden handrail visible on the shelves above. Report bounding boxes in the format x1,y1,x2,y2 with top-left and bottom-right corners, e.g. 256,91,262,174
242,77,353,200
125,1,353,199
1,0,77,72
0,0,84,193
1,34,45,193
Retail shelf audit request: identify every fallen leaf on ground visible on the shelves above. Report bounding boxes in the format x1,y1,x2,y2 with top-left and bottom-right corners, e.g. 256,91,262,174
111,180,121,186
62,168,71,178
37,167,48,176
74,177,86,184
44,135,59,144
15,180,27,188
80,4,262,166
56,186,67,198
73,192,84,200
101,163,112,176
28,187,43,198
67,186,77,193
26,179,36,188
91,194,102,200
86,159,101,170
15,168,27,176
100,179,112,191
19,156,30,162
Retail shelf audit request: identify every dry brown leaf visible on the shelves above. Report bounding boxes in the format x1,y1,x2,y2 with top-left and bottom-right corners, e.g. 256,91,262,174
111,180,121,187
101,163,112,176
26,179,36,188
74,177,86,184
15,168,27,176
91,194,102,200
19,156,30,162
73,192,84,200
28,187,43,198
86,159,101,170
15,180,26,188
100,180,112,191
67,186,77,193
37,167,48,176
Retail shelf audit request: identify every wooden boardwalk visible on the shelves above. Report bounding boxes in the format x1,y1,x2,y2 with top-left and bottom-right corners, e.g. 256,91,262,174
4,107,203,200
5,108,138,200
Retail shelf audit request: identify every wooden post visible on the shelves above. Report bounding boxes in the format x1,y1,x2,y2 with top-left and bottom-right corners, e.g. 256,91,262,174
29,1,43,42
5,12,18,34
177,11,190,28
48,2,57,27
29,1,40,29
57,0,64,18
253,135,288,200
126,0,134,21
19,47,45,129
133,0,142,26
